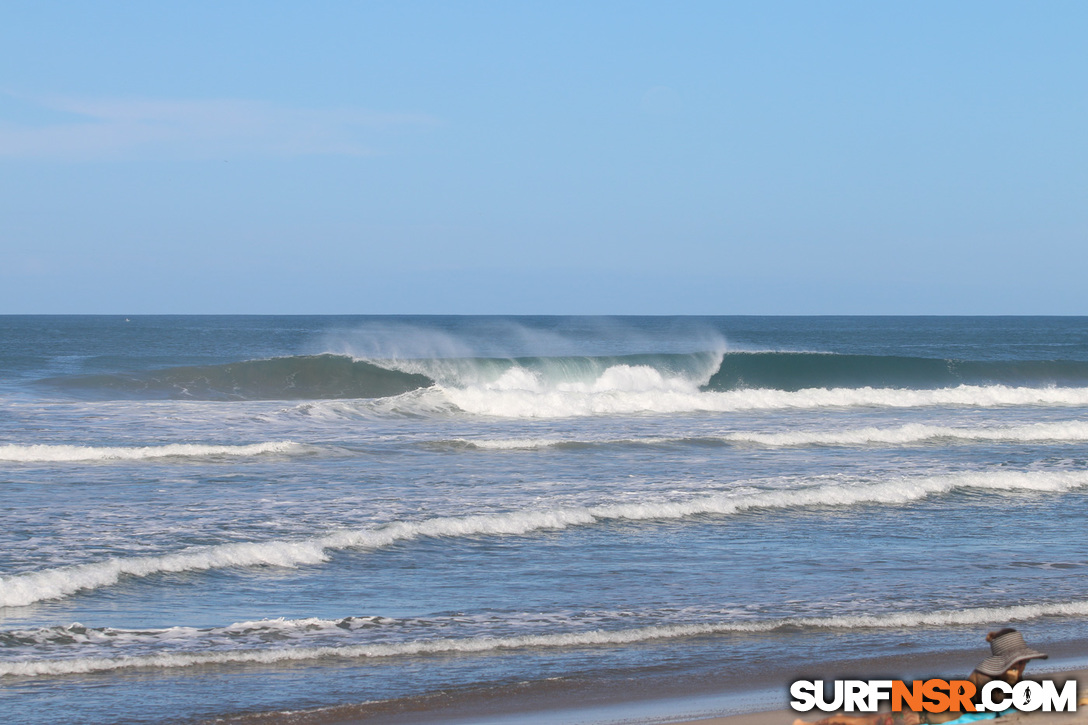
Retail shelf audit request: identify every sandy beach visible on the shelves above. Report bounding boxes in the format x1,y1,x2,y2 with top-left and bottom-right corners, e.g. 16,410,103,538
206,661,1087,725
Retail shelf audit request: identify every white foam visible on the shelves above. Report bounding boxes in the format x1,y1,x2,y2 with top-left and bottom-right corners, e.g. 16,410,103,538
380,350,725,390
3,469,1086,609
454,438,573,450
5,599,1088,677
560,364,696,394
455,422,1088,450
728,421,1088,446
0,540,330,608
439,382,1088,418
0,441,303,463
447,363,700,395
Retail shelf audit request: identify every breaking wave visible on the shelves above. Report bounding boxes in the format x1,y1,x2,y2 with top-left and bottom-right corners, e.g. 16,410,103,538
5,599,1088,677
294,384,1088,420
37,350,1088,418
4,469,1087,608
435,384,1088,418
0,441,304,463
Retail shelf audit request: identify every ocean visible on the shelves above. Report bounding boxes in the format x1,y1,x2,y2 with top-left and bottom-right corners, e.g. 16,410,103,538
2,316,1087,724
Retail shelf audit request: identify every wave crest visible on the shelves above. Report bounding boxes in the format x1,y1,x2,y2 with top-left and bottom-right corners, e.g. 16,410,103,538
3,469,1086,608
436,383,1088,418
38,350,1088,415
448,421,1088,449
5,599,1088,677
0,441,303,463
705,352,1088,392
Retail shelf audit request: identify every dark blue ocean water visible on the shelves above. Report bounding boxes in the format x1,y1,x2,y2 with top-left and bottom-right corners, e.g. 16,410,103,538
2,316,1088,724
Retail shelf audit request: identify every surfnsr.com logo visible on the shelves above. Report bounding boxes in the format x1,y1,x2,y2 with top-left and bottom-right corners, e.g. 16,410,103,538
790,679,1078,713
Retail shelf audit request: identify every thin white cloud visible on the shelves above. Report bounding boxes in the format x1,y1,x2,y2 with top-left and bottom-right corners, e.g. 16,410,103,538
0,95,437,160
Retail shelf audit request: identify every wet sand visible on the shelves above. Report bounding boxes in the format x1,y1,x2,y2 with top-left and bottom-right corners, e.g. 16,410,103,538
207,666,1086,725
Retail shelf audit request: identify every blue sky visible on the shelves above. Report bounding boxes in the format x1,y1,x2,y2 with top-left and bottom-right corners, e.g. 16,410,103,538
1,1,1085,314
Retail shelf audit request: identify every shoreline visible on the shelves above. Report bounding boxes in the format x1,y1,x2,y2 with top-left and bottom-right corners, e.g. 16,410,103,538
204,646,1088,725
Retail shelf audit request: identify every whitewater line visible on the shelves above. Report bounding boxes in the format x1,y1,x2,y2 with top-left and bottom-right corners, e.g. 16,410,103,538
728,421,1088,447
439,384,1088,418
454,421,1088,450
3,469,1088,609
0,441,303,463
5,599,1088,678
